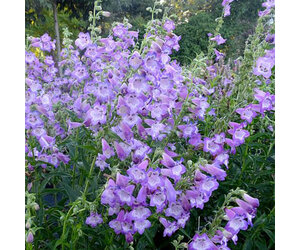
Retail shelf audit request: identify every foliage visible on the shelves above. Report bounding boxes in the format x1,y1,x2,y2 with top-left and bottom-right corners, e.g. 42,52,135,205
25,8,87,41
25,0,155,40
26,0,263,65
172,12,216,64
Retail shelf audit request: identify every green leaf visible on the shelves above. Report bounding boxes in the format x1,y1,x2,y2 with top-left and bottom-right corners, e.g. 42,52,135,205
254,240,268,250
263,228,275,242
242,238,253,250
59,181,80,201
76,144,97,152
144,229,156,248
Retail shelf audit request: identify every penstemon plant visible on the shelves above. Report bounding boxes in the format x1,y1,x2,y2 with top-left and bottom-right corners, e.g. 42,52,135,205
25,0,274,249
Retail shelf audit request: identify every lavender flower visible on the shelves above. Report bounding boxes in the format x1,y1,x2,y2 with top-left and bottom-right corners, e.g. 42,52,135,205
86,103,107,126
203,138,223,156
129,51,143,69
85,212,103,228
224,4,231,17
189,233,218,250
159,217,179,237
163,19,175,33
200,164,227,181
75,32,92,50
210,35,226,45
253,56,274,78
129,206,151,221
134,220,151,234
150,190,167,212
236,105,257,123
224,208,248,235
214,49,225,61
127,164,147,184
95,154,110,170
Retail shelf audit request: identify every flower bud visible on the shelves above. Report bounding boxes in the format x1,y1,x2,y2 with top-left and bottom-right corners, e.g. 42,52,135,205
243,193,259,208
182,243,188,248
27,182,32,191
26,220,31,229
102,11,111,17
26,232,34,243
34,203,40,211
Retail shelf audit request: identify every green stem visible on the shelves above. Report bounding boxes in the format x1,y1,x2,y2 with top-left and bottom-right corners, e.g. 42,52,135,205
72,129,79,188
61,204,76,250
82,155,97,200
60,154,98,248
239,143,249,185
26,242,33,250
206,188,243,236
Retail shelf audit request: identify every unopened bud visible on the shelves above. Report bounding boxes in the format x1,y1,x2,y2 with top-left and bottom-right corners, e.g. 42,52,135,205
187,160,193,166
26,232,34,243
34,204,40,211
102,11,111,17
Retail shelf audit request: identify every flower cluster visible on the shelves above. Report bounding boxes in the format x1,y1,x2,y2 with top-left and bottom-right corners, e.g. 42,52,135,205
188,194,260,249
259,0,275,17
29,33,56,52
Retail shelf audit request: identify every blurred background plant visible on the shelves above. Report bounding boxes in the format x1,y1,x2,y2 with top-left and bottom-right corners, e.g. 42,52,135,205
26,0,263,65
